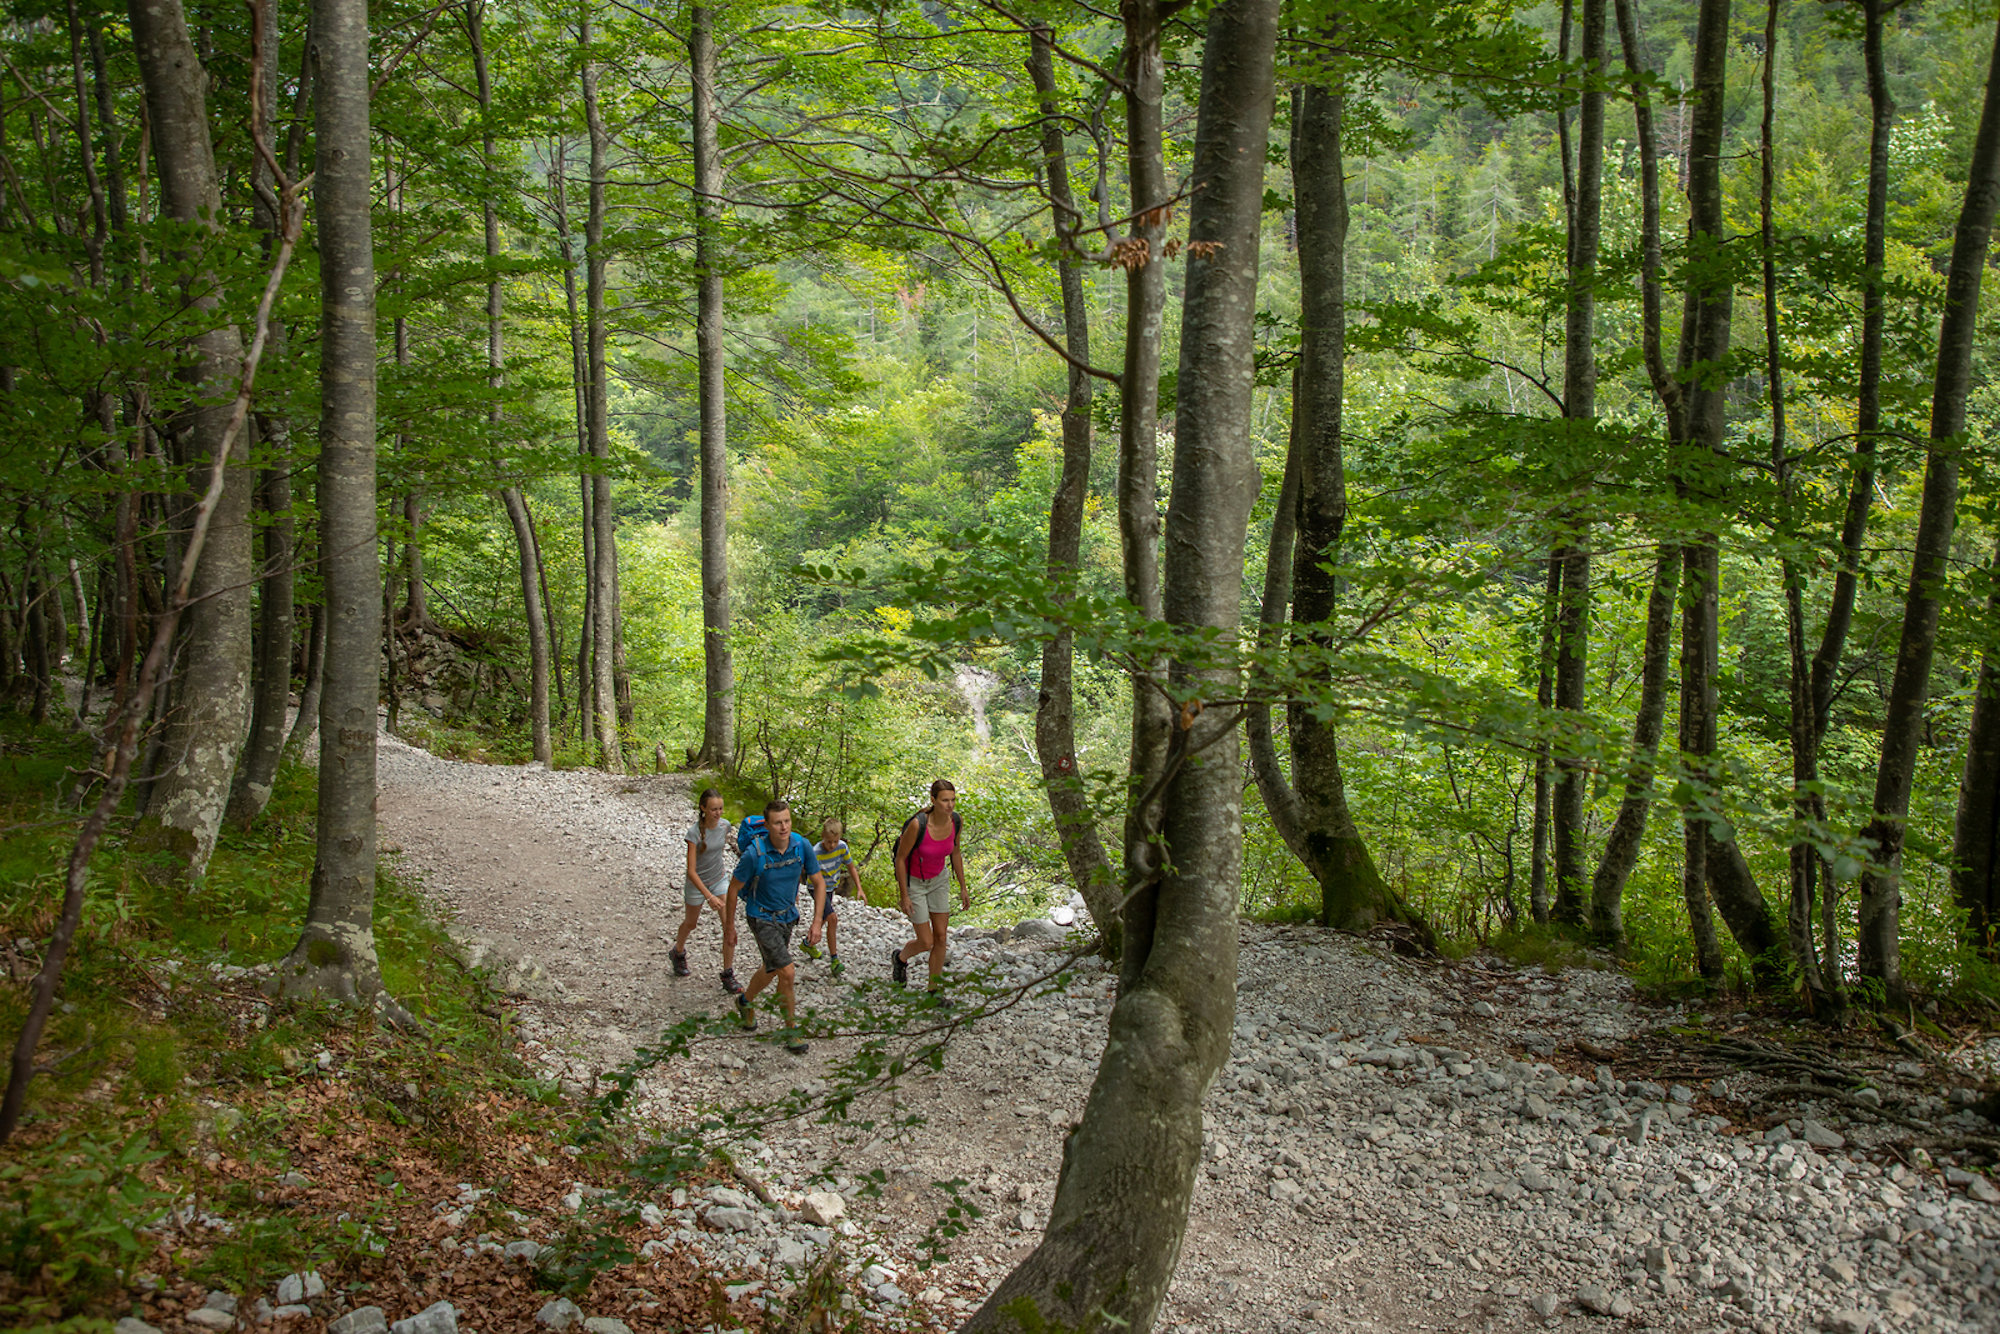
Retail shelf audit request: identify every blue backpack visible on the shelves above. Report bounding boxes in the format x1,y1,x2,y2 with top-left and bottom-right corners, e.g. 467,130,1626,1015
738,813,766,851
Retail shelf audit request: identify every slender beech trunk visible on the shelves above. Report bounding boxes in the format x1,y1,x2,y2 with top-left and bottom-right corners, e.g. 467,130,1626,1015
1256,76,1430,942
1760,0,1834,1010
1955,554,2000,958
1591,0,1686,936
467,0,551,764
690,3,735,771
581,25,621,772
551,144,594,739
1552,0,1606,926
276,0,397,1014
1118,0,1171,893
1026,25,1118,947
284,600,323,758
1863,17,2000,1000
1589,544,1678,939
968,2,1276,1325
229,6,297,828
127,0,254,880
1530,554,1559,923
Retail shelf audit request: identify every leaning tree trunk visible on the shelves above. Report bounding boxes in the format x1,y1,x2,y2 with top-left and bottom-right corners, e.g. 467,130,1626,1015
1551,0,1605,926
1955,556,2000,959
126,0,254,880
274,0,398,1015
1589,543,1677,941
1863,16,2000,1001
581,20,621,773
1117,0,1172,895
1026,23,1118,948
1260,75,1431,944
966,1,1276,1327
689,3,735,771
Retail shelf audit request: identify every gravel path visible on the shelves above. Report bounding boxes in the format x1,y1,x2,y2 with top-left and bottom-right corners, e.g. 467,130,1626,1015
376,735,1999,1334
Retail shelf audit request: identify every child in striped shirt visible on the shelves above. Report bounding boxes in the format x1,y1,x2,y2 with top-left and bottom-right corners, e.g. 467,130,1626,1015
811,817,860,975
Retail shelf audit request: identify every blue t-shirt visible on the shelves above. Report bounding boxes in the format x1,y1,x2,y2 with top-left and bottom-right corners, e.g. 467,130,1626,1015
732,834,822,924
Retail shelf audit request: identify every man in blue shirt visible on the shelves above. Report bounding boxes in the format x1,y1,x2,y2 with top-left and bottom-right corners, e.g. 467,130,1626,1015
724,799,826,1054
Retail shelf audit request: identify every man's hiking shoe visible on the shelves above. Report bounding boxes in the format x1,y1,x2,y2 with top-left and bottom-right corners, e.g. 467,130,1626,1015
802,941,822,961
890,947,907,986
721,968,743,995
782,1031,809,1056
928,990,954,1011
829,955,845,977
669,949,689,978
736,994,756,1030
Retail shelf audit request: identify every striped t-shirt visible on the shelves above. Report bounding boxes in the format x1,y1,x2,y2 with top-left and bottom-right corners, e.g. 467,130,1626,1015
815,839,852,894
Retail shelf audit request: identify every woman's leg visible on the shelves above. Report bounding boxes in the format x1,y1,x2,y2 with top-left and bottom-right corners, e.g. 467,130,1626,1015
926,912,950,988
901,919,935,962
673,904,703,954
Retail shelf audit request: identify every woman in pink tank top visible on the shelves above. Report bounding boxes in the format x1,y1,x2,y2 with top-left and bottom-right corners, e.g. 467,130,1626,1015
892,779,970,999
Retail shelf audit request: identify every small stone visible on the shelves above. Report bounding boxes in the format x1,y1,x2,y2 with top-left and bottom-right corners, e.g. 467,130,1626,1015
1852,1087,1881,1107
273,1306,312,1321
1519,1166,1555,1193
1644,1245,1675,1277
329,1309,389,1334
274,1271,325,1306
874,1283,908,1304
1627,1109,1654,1145
800,1190,845,1226
1801,1119,1845,1150
1969,1176,2000,1204
505,1239,543,1261
115,1321,164,1334
187,1311,235,1332
201,1292,238,1314
1574,1284,1633,1317
390,1301,458,1334
581,1321,632,1334
536,1298,584,1331
861,1264,896,1288
1764,1124,1793,1145
1471,1001,1497,1018
1821,1258,1858,1284
706,1206,759,1231
1523,1093,1552,1121
1529,1294,1560,1319
1820,1311,1872,1334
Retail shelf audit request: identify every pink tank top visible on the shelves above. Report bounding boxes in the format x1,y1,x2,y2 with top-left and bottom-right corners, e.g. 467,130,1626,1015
910,817,956,879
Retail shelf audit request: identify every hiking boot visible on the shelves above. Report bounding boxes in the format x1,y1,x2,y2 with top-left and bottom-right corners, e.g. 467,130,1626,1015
890,947,907,986
669,948,689,978
802,940,822,961
721,968,743,995
782,1031,809,1056
829,955,845,977
928,989,954,1011
736,994,756,1030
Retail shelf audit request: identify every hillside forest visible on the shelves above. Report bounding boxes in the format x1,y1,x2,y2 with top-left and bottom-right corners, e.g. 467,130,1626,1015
6,0,2000,1325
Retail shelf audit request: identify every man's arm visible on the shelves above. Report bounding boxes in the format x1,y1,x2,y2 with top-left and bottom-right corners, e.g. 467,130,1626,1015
807,873,827,943
724,876,744,940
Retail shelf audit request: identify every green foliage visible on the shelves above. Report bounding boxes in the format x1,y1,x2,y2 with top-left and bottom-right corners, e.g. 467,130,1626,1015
0,1131,171,1319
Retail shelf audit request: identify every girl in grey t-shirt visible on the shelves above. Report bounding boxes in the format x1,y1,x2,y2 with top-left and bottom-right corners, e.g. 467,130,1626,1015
669,788,737,987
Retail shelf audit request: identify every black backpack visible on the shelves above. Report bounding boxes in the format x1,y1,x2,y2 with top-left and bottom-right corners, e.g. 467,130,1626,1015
901,807,962,875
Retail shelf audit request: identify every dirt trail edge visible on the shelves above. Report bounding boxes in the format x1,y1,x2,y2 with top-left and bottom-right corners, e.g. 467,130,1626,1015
378,737,1995,1334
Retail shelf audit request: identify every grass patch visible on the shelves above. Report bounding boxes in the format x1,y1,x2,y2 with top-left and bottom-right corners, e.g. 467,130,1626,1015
1481,923,1615,974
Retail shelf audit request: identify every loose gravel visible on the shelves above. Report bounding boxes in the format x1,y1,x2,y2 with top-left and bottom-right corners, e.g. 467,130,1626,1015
377,735,2000,1333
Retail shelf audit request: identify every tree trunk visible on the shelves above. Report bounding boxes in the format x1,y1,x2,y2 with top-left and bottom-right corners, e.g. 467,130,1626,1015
1267,76,1430,942
1529,554,1558,923
126,0,253,880
1589,543,1678,941
1954,554,2000,959
1026,24,1119,948
690,3,735,771
1118,0,1171,894
227,433,295,826
1761,0,1834,1011
275,0,397,1014
467,0,551,765
228,8,297,829
967,3,1276,1326
1863,16,2000,1001
581,20,621,773
1552,0,1606,927
285,599,324,758
1680,544,1725,982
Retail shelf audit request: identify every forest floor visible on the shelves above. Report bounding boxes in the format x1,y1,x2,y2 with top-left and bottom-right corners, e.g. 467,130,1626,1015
372,733,2000,1334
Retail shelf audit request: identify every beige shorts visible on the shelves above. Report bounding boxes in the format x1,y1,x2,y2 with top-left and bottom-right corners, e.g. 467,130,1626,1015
905,871,955,923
